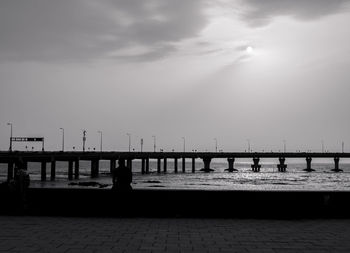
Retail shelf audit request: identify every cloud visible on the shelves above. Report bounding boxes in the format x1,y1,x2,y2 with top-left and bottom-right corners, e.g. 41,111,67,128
2,0,349,62
0,0,208,62
111,44,177,61
239,0,350,27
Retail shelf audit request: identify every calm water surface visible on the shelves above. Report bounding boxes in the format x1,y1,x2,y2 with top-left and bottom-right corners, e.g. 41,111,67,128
1,160,350,191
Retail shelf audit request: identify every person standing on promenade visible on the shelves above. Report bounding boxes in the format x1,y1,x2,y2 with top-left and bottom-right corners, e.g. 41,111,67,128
112,158,132,191
13,158,30,211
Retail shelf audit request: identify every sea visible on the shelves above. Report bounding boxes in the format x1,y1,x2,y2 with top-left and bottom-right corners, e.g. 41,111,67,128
1,159,350,191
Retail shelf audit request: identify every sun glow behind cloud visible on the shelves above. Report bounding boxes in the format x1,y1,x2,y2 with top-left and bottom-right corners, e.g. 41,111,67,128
246,46,253,53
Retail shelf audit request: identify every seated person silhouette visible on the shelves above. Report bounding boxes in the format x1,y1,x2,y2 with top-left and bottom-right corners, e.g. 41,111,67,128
112,158,132,191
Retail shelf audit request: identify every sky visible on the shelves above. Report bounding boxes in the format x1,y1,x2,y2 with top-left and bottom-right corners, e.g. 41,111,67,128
1,0,350,152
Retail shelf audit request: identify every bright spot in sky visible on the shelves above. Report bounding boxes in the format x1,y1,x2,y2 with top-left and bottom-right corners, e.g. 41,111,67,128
246,46,254,54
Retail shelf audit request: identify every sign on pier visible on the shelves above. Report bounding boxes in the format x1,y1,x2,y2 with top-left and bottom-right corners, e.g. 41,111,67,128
10,137,45,151
11,137,44,142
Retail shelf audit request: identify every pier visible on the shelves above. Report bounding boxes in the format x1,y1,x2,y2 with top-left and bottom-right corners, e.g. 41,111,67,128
1,151,349,181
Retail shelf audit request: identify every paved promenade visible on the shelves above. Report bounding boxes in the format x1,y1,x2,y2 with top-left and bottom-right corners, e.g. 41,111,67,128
0,216,350,252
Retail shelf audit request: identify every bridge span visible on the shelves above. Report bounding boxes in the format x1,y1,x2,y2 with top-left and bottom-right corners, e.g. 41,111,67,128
1,151,349,181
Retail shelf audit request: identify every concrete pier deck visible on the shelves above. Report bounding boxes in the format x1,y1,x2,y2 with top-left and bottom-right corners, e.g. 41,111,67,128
0,216,350,252
1,151,349,181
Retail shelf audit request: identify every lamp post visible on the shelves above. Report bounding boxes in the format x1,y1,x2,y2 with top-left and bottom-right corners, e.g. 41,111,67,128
322,140,324,153
342,141,344,153
127,133,131,152
82,130,87,152
283,140,286,153
140,138,144,152
247,139,250,152
152,135,156,152
182,137,186,152
59,128,64,152
98,131,103,152
214,138,218,152
7,123,13,151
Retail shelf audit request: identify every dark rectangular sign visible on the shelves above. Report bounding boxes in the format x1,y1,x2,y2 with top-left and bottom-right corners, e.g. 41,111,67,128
11,137,44,142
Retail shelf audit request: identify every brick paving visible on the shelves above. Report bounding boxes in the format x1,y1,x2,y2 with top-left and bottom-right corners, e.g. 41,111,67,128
0,217,350,252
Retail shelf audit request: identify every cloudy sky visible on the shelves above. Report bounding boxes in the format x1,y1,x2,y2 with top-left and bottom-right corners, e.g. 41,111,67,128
1,0,350,152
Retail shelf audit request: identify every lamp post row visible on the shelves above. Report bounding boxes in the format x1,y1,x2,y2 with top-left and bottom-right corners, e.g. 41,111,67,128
2,124,346,152
7,122,12,152
59,128,64,152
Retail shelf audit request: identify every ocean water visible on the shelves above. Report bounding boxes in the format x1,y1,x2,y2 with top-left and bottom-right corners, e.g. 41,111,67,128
1,160,350,191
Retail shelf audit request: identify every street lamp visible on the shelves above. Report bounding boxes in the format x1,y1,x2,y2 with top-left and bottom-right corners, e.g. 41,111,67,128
342,141,344,153
140,138,144,152
7,123,13,151
246,139,251,152
152,135,156,152
126,133,131,152
82,130,87,152
214,138,218,152
321,140,324,153
283,140,286,153
98,131,103,152
59,128,64,152
182,137,186,152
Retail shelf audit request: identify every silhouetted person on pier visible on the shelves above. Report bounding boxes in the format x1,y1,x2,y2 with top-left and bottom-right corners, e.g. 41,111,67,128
13,159,30,211
112,158,132,191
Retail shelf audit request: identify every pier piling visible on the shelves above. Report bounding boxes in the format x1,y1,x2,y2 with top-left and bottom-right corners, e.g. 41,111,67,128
251,158,261,172
225,158,237,172
192,158,195,173
157,158,161,173
74,159,79,179
50,159,56,181
201,157,213,172
332,157,343,172
127,159,132,171
304,157,314,172
68,161,73,180
277,157,287,172
146,158,150,174
182,158,186,173
163,158,167,173
41,161,47,181
91,159,99,178
141,159,145,174
174,158,178,173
